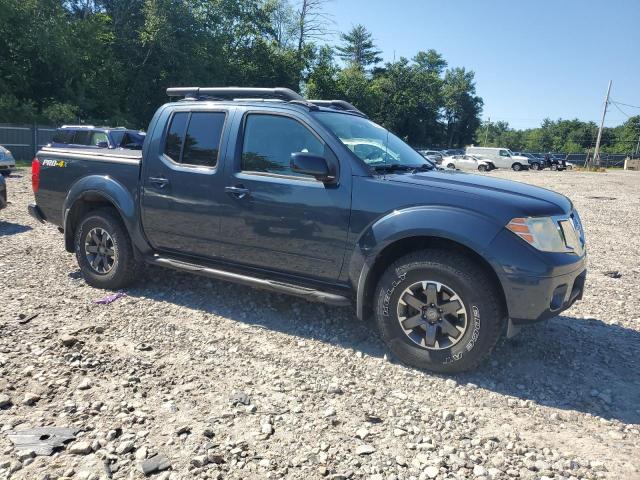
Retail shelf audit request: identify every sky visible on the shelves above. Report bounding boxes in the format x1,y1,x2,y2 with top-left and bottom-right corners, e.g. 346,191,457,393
323,0,640,129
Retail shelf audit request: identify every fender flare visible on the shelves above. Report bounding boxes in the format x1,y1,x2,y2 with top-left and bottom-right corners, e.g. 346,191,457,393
62,175,137,251
349,206,503,320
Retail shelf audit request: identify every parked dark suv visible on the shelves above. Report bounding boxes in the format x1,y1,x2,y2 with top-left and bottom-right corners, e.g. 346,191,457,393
49,126,146,150
28,87,587,373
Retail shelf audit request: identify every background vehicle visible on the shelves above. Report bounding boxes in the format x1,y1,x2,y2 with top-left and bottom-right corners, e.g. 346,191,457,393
551,154,568,171
418,149,444,163
49,126,146,150
441,148,465,156
0,145,16,174
28,87,586,374
443,154,495,171
466,147,530,171
514,152,545,170
0,175,6,209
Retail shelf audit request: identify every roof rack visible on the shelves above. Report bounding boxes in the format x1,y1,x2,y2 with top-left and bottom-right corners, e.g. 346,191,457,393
166,87,304,102
61,125,96,129
165,87,367,117
308,100,366,116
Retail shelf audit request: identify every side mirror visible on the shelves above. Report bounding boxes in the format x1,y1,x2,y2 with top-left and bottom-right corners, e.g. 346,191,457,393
290,152,334,183
96,141,109,148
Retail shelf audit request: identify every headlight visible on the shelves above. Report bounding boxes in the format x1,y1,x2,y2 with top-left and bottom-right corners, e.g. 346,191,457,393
506,216,577,253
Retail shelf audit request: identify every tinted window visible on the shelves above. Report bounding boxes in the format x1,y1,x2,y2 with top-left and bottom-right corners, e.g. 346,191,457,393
52,130,74,144
118,132,145,149
72,131,91,145
164,112,188,162
242,114,323,176
110,131,125,147
182,112,225,167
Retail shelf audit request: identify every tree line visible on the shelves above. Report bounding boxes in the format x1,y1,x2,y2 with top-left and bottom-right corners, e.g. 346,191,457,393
1,0,635,153
0,0,482,147
476,116,640,155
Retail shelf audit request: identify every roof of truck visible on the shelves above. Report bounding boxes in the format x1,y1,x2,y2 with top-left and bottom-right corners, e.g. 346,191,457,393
165,87,367,118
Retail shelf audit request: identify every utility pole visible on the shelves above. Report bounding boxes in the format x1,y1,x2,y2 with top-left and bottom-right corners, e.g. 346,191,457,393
592,80,612,166
483,117,490,147
635,133,640,157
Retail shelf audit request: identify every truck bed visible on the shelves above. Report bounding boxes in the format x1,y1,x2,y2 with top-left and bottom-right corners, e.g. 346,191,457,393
35,147,141,227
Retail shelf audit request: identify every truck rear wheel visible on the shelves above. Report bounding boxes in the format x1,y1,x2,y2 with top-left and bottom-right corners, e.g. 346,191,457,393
74,209,140,290
374,250,505,373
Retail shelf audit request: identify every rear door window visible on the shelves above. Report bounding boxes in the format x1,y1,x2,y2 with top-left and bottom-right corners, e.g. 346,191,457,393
163,111,225,167
164,112,189,162
181,112,225,167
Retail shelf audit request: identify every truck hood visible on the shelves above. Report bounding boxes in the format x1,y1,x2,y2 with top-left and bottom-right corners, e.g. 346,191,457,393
385,169,573,217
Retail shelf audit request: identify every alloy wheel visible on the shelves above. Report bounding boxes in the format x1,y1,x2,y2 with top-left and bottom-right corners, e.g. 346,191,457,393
84,227,116,274
396,280,468,350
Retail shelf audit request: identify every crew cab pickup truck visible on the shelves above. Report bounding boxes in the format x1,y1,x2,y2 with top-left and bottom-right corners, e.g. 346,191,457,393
28,87,587,373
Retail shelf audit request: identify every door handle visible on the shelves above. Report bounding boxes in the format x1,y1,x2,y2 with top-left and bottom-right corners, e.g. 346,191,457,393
225,185,250,199
149,177,169,188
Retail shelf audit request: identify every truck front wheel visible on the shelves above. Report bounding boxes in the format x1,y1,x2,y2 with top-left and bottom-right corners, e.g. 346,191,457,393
374,250,505,373
74,209,140,290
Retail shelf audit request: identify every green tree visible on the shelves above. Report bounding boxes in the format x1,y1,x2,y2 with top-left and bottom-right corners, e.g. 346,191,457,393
335,25,382,70
442,68,483,147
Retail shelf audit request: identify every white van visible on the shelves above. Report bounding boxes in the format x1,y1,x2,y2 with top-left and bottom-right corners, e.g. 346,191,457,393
465,147,529,171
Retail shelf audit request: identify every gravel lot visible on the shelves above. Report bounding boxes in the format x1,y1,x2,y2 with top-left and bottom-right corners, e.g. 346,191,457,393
1,168,639,480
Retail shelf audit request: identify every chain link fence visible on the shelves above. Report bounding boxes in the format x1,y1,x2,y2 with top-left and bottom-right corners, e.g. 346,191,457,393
0,123,58,162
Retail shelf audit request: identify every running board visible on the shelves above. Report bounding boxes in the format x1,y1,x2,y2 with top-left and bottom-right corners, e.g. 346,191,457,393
146,256,352,307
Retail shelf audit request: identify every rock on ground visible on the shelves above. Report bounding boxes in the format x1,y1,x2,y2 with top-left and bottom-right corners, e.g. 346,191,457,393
0,168,639,479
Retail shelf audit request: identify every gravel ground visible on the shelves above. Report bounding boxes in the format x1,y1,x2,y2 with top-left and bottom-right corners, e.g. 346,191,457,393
0,168,639,480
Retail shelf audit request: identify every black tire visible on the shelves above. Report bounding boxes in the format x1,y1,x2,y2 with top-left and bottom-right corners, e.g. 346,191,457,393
74,208,140,289
531,163,540,171
478,164,488,172
447,163,456,169
512,163,522,171
374,249,505,374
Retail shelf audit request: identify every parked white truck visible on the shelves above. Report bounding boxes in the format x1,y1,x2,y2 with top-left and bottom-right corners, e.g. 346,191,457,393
466,147,530,171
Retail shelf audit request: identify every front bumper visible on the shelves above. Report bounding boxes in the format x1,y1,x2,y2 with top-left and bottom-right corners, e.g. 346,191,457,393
0,158,15,170
508,266,586,324
488,229,587,325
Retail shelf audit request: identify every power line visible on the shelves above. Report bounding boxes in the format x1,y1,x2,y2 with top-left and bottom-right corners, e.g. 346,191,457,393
611,102,632,119
610,99,640,110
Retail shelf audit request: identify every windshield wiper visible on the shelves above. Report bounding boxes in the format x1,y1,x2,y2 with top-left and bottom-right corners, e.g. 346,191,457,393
371,163,432,174
410,163,434,172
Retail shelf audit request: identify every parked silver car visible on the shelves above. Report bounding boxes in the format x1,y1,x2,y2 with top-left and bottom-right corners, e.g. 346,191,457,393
0,145,16,174
418,149,444,163
443,154,495,172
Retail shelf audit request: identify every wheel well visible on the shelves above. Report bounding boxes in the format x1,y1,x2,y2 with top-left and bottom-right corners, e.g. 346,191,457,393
64,194,120,252
361,236,507,320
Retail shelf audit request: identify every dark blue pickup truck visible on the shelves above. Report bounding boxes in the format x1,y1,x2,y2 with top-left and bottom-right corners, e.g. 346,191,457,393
28,87,587,372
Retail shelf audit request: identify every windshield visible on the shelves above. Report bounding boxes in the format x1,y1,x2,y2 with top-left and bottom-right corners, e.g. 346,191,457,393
315,112,434,170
